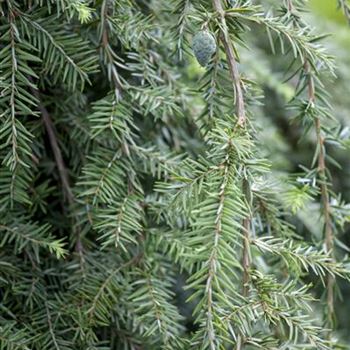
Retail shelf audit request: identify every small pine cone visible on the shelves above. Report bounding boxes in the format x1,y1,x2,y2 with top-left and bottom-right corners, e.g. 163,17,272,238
192,31,216,67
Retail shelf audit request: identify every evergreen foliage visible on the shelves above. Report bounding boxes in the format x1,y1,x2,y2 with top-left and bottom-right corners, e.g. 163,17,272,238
1,0,350,349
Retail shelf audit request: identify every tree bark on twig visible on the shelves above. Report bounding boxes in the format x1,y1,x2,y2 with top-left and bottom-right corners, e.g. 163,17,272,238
30,85,83,254
305,62,335,334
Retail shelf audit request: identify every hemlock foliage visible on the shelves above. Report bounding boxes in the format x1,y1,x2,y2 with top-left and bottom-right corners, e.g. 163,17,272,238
1,0,350,349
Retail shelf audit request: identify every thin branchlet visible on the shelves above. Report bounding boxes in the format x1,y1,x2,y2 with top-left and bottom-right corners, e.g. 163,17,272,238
206,155,230,350
306,62,335,332
285,1,336,333
29,85,84,257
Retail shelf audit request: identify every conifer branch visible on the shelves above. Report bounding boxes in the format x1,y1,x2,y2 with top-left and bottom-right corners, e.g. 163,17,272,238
1,0,349,347
305,62,335,332
212,1,251,348
86,252,143,323
206,156,230,350
285,1,336,333
20,15,89,86
100,0,123,97
242,182,251,299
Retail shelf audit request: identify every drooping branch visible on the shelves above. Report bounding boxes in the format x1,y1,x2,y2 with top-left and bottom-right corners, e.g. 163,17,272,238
30,85,83,254
305,62,335,331
284,1,336,332
211,1,251,348
206,156,230,349
30,87,73,204
212,0,250,284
